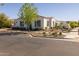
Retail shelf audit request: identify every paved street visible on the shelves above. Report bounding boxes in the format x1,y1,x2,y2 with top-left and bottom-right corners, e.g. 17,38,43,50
0,34,79,56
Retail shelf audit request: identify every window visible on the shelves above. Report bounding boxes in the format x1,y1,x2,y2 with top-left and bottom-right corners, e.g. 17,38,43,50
35,21,37,27
37,20,41,27
20,21,24,27
35,20,41,27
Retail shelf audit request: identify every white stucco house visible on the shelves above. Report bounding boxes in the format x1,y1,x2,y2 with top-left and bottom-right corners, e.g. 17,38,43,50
12,16,57,30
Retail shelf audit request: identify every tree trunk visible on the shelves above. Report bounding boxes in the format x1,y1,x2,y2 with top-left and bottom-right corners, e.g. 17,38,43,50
27,24,32,31
27,24,30,31
27,24,32,37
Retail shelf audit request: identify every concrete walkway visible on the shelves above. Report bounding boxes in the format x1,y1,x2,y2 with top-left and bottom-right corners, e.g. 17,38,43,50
64,27,79,39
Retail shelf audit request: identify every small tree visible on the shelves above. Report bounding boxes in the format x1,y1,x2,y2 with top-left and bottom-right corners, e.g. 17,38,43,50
0,13,12,28
3,19,13,28
0,13,7,28
19,3,38,30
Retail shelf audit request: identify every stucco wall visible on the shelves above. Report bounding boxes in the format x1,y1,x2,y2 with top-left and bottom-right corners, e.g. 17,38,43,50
50,18,56,28
13,17,56,30
14,20,20,27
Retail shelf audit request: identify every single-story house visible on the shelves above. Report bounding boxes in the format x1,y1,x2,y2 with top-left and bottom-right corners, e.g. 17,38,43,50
12,16,57,30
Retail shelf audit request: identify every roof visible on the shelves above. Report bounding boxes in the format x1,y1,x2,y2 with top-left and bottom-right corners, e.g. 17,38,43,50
15,15,54,20
38,15,53,19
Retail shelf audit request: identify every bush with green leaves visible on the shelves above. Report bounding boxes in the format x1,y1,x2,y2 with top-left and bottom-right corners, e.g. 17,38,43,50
0,13,13,28
68,21,78,28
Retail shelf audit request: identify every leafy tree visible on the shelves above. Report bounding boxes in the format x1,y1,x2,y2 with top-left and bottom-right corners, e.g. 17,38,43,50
0,13,7,28
18,3,38,30
78,21,79,26
0,13,12,28
3,19,13,28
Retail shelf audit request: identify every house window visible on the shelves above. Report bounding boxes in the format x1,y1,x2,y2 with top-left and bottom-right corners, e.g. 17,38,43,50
37,20,41,27
35,20,41,27
35,21,37,27
20,21,24,27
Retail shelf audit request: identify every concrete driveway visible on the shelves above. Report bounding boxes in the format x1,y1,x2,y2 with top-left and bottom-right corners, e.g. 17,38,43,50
64,27,79,39
0,34,79,56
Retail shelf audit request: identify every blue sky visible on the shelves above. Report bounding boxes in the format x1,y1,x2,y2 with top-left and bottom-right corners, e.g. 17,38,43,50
0,3,79,21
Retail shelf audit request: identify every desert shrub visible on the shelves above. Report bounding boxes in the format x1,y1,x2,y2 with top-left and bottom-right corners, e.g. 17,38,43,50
42,31,49,36
45,27,48,30
43,32,47,36
59,32,62,35
50,27,53,29
51,32,58,37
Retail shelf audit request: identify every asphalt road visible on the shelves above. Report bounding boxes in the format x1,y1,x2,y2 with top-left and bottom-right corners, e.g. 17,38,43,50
0,34,79,56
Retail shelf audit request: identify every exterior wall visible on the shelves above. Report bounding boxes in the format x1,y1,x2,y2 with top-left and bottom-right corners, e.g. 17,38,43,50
31,22,35,29
41,18,56,29
42,18,48,29
41,19,44,29
13,20,20,27
32,17,44,29
13,16,57,30
41,18,51,29
24,24,27,29
13,19,27,28
50,18,56,28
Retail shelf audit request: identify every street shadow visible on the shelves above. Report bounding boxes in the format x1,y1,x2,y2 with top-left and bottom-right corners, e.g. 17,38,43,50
0,32,27,36
52,37,73,39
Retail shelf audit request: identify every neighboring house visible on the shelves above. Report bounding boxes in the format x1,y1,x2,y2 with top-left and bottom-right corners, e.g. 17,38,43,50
12,16,56,30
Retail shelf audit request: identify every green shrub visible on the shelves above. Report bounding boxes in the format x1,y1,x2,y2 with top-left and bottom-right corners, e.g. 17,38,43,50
59,32,62,35
43,32,47,36
0,13,13,28
51,32,57,37
68,21,78,28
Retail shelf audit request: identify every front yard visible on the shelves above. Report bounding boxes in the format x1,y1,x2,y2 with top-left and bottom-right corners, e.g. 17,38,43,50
0,28,66,39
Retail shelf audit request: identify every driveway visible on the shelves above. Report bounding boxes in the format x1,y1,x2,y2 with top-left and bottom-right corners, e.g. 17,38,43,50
64,27,79,39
